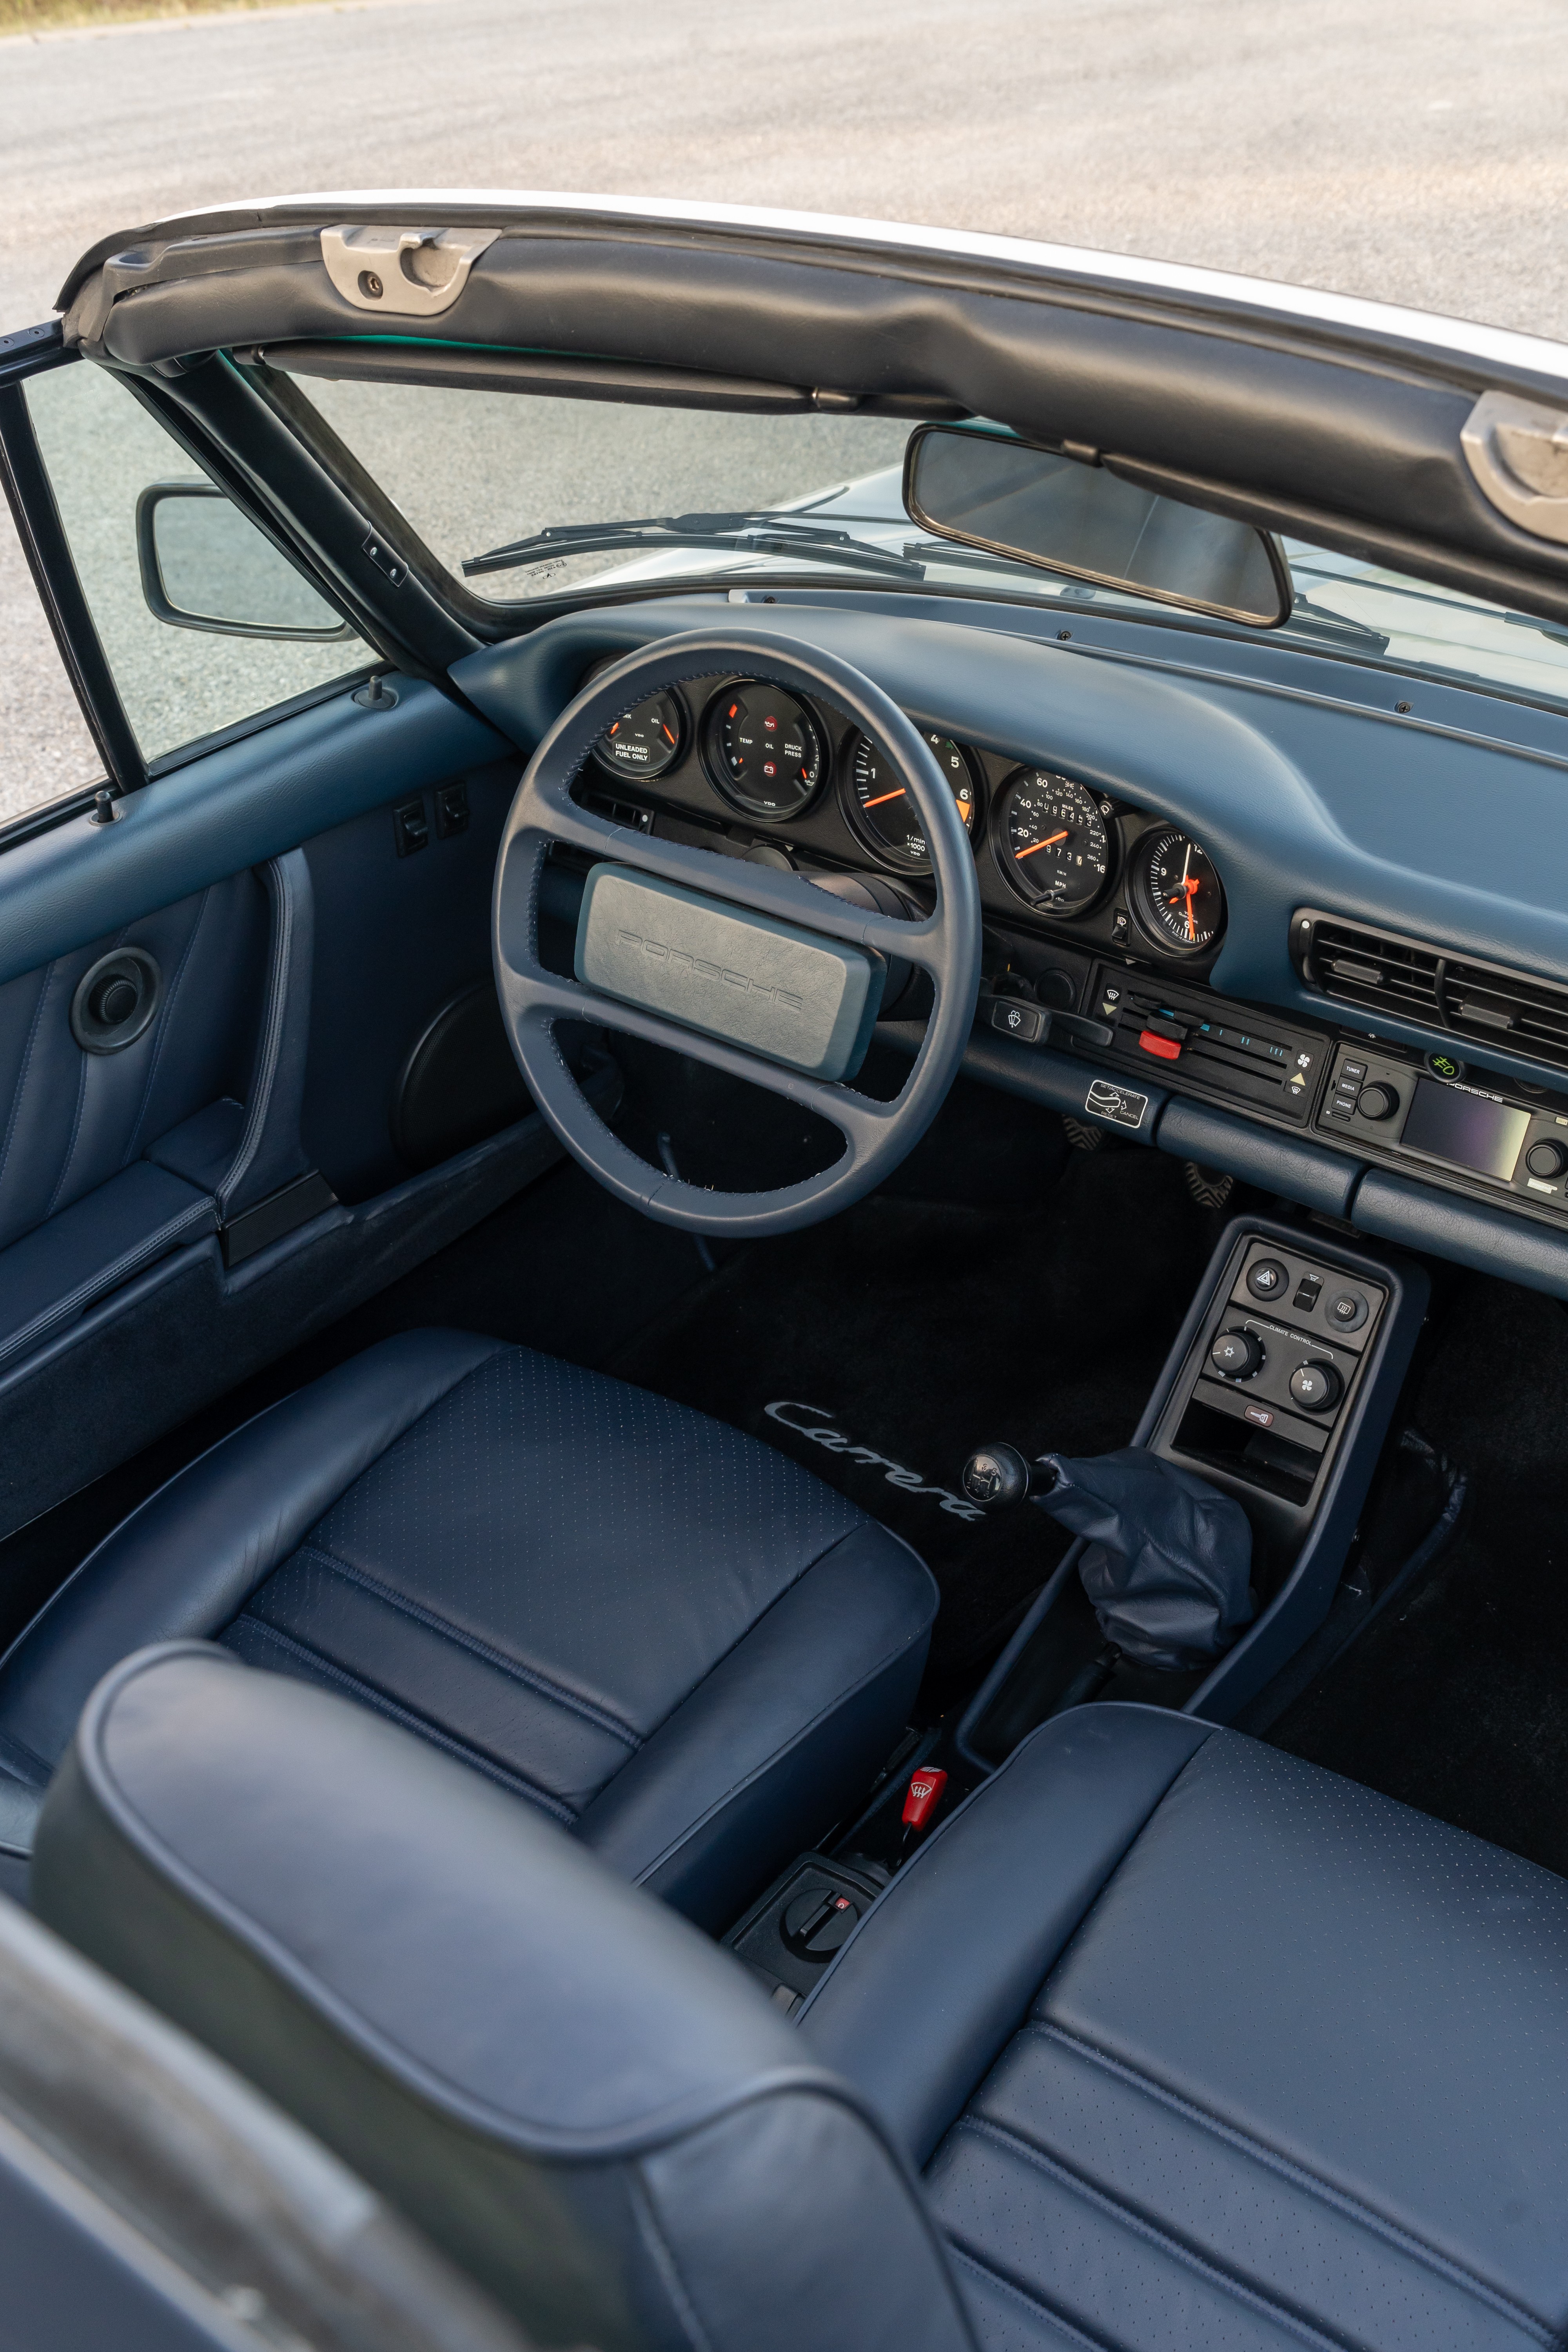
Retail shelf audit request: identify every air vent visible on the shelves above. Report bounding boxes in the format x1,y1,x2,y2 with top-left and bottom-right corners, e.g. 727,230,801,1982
1296,915,1442,1025
1446,958,1568,1067
1292,909,1568,1077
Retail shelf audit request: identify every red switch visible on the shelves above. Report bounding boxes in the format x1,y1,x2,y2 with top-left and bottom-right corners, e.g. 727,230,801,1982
902,1767,949,1831
1138,1029,1183,1062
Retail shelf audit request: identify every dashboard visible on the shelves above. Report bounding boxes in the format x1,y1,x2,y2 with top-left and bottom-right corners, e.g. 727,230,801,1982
464,588,1568,1300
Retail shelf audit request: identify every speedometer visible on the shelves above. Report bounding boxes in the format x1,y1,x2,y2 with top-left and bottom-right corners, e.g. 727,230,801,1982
995,769,1110,915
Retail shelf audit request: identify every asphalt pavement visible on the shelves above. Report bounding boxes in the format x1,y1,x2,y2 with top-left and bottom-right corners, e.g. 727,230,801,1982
4,0,1568,819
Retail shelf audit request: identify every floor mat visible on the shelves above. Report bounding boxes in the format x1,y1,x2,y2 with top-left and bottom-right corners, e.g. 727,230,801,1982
1270,1271,1568,1876
608,1144,1225,1713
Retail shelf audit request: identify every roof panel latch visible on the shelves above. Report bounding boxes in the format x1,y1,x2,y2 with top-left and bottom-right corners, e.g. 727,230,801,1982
1460,388,1568,548
320,225,499,318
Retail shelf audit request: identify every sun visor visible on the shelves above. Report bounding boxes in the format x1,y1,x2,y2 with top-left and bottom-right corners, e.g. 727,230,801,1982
56,203,1568,626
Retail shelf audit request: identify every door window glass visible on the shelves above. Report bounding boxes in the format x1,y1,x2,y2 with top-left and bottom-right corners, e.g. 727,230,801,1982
0,501,103,828
24,359,370,765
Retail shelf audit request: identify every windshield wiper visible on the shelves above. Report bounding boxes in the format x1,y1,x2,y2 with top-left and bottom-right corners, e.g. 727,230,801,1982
463,511,927,582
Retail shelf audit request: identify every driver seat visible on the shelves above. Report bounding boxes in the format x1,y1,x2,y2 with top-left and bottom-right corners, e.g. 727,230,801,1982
0,1329,938,1924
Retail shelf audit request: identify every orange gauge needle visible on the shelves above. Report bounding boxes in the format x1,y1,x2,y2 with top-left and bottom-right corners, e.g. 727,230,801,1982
1167,875,1201,940
862,786,907,809
662,723,677,744
1014,829,1070,861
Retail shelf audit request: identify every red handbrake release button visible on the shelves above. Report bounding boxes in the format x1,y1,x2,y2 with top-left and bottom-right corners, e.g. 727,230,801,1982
1138,1029,1183,1062
902,1767,949,1830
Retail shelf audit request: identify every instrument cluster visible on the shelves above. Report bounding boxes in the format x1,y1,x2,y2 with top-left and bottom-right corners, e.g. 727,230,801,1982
586,669,1228,964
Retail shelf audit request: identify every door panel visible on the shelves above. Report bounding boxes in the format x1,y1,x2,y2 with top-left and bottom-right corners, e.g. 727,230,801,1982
0,676,593,1543
0,871,267,1252
301,756,524,1202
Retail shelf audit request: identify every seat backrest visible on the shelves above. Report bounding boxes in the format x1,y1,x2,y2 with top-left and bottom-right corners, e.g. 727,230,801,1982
31,1643,975,2352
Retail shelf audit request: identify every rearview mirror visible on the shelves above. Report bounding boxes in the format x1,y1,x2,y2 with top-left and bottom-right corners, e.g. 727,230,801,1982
904,426,1290,627
136,481,355,641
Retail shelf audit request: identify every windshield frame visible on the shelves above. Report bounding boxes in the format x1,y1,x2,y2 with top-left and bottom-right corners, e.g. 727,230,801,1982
239,352,1568,726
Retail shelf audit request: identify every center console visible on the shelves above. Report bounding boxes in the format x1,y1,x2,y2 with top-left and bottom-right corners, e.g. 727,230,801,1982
955,1214,1428,1769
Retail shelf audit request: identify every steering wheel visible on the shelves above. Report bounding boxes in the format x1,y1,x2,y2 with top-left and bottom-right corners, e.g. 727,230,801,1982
492,629,982,1234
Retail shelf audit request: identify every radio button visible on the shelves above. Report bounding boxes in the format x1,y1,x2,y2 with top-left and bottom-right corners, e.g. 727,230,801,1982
1357,1082,1401,1121
1526,1140,1568,1180
1339,1059,1368,1082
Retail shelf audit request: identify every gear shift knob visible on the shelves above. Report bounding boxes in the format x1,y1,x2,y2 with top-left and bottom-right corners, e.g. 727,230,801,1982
961,1442,1054,1511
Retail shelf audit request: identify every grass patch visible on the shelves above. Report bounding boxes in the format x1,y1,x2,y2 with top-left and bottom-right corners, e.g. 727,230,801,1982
1,0,325,32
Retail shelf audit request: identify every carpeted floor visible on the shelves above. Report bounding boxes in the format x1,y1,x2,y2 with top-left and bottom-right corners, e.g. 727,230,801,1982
1270,1269,1568,1876
609,1142,1226,1711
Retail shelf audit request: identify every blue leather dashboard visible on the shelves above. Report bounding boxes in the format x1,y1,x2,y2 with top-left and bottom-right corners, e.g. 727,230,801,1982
456,586,1568,1095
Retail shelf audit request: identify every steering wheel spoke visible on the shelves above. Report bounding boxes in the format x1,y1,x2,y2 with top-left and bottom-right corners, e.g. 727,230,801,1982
492,627,981,1233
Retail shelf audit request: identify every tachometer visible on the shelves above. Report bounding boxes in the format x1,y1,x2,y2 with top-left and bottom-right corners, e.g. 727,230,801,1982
704,681,824,820
846,731,978,869
592,689,686,781
1129,826,1225,955
996,769,1110,915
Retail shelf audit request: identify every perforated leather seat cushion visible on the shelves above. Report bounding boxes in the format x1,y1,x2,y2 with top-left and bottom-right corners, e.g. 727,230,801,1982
803,1707,1568,2352
0,1330,938,1924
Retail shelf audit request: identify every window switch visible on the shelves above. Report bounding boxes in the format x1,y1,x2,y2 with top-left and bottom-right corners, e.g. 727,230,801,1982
393,796,429,856
435,781,469,838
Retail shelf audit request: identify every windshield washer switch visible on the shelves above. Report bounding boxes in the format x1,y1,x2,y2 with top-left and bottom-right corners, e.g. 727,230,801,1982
902,1767,948,1831
393,796,429,857
988,998,1046,1045
435,781,469,839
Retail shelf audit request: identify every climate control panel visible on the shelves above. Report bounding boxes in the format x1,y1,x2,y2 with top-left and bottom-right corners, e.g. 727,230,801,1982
1194,1240,1384,1464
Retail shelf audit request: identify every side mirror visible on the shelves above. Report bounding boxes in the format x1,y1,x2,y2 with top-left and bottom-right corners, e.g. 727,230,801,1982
904,425,1291,628
136,481,355,641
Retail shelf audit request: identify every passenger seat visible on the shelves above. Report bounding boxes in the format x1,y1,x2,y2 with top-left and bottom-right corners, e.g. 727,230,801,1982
35,1642,1568,2352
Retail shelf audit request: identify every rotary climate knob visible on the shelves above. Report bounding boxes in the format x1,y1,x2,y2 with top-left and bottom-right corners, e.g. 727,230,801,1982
1210,1328,1264,1379
1288,1359,1343,1413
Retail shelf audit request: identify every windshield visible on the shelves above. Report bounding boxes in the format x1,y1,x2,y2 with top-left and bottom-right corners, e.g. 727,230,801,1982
285,371,1568,714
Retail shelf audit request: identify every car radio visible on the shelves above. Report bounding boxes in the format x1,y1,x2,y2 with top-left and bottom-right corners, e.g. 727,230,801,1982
1313,1043,1568,1217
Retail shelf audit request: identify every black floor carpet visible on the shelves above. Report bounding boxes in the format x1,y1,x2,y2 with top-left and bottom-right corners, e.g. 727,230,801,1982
1270,1270,1568,1876
609,1143,1226,1713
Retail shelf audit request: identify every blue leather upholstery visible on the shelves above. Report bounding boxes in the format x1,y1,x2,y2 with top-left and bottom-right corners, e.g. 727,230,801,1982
0,871,266,1252
33,1643,977,2352
34,1655,1568,2349
805,1706,1568,2352
0,1330,936,1924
